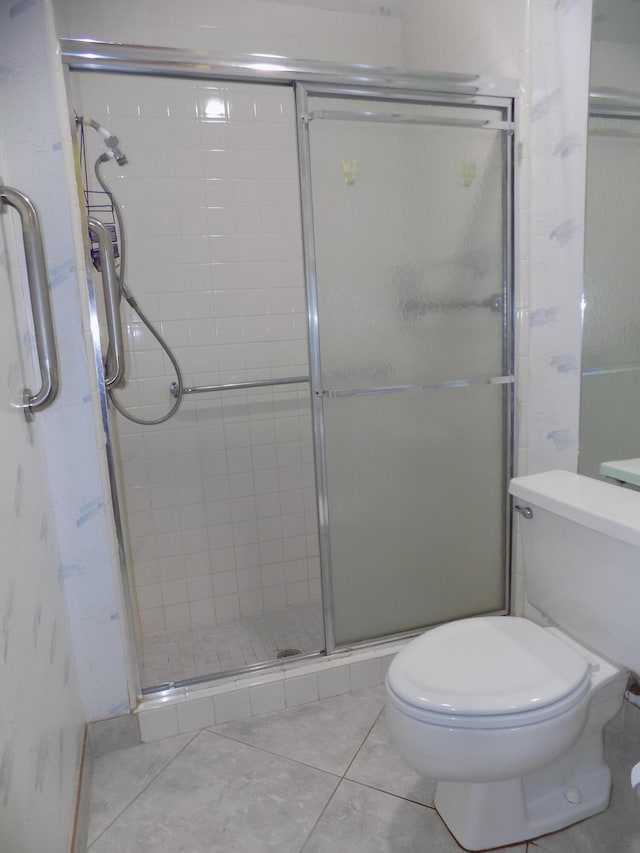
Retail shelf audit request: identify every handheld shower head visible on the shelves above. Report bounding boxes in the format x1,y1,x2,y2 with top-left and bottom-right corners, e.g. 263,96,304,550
80,116,128,166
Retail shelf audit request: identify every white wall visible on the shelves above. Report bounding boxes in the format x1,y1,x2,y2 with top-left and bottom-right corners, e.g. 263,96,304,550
0,4,85,848
54,0,405,65
1,0,133,722
402,0,525,79
524,1,592,478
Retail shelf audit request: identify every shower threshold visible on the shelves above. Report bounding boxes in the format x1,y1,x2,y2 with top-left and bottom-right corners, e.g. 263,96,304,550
141,602,324,690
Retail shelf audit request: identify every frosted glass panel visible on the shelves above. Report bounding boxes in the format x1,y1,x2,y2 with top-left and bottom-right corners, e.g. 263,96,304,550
306,96,510,646
308,98,506,390
324,387,506,645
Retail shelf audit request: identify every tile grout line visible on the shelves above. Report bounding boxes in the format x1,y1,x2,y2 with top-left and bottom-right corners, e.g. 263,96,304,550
299,706,418,853
297,706,396,852
297,776,343,853
339,701,439,811
199,726,344,779
341,705,385,780
338,776,438,812
87,731,199,849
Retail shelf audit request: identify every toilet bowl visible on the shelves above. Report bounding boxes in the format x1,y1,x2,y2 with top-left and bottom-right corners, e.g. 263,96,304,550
385,471,640,851
386,617,625,849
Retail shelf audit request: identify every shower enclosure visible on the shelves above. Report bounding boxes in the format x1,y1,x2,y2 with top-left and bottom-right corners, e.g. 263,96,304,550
64,43,514,696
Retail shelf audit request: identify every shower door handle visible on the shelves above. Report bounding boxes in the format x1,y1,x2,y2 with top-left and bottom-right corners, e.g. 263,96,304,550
88,218,125,389
0,185,60,421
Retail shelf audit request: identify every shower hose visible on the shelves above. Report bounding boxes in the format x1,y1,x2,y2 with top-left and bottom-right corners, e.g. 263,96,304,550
93,155,184,425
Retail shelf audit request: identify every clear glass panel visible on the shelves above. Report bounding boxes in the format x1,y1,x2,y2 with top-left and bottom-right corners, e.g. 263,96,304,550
70,71,323,689
324,387,506,645
307,96,509,646
579,114,640,478
308,97,506,391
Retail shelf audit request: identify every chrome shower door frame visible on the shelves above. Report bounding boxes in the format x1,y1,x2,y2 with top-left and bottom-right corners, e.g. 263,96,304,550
62,40,516,700
295,82,516,656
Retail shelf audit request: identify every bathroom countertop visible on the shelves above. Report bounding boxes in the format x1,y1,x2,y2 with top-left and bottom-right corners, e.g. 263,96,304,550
599,458,640,487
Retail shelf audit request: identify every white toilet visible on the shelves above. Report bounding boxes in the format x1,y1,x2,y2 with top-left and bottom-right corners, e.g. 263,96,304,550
386,469,640,850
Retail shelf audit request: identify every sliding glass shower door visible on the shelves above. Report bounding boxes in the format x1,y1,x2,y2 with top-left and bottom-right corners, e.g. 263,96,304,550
298,89,514,647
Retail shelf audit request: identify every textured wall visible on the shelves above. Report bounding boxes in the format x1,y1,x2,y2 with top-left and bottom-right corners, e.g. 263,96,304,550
1,0,132,722
525,0,592,476
0,5,85,848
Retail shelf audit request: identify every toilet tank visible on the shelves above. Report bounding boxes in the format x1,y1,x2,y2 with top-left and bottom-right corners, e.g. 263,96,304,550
510,470,640,674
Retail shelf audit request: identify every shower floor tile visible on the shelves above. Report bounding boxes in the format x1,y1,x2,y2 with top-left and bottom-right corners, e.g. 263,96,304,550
140,602,324,686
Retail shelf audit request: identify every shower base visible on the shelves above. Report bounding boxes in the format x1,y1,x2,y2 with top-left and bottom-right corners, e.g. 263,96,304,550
140,602,324,688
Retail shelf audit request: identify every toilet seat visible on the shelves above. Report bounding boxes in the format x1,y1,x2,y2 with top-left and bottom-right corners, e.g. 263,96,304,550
386,617,592,729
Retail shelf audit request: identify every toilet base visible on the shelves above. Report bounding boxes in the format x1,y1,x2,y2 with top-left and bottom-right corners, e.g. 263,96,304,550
433,680,622,853
435,764,610,851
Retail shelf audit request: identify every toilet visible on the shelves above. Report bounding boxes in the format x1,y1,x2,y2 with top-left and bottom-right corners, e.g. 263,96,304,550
385,469,640,850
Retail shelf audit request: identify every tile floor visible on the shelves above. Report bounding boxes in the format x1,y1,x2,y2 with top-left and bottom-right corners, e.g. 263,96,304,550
141,602,324,686
87,686,640,852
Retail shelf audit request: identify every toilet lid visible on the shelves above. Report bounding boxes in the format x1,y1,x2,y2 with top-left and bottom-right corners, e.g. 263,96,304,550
386,616,590,716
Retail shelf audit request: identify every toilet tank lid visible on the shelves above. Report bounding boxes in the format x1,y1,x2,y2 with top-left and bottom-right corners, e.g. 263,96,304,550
510,470,640,548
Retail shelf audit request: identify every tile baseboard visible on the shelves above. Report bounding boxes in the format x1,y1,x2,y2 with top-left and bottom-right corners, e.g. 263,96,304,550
135,641,407,742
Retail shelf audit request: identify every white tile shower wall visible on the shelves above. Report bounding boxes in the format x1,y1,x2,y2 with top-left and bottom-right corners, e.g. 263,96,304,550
71,72,321,644
0,7,85,849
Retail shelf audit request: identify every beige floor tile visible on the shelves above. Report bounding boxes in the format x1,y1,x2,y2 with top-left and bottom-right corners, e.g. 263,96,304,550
89,730,337,852
210,684,385,775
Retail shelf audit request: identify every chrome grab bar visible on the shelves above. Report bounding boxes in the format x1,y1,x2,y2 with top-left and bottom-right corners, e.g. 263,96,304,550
170,375,309,398
87,218,125,388
0,184,59,421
